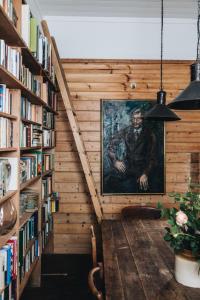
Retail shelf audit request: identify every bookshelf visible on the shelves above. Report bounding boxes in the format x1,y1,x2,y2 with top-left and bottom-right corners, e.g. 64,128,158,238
0,1,59,299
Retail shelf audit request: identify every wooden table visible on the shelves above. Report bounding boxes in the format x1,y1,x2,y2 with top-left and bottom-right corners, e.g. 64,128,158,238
102,219,200,300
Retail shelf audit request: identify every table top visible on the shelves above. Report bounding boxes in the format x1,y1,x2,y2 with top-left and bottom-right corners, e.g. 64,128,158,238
102,219,200,300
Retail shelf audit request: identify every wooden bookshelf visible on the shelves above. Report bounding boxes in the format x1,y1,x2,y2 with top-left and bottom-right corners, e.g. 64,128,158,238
20,176,41,191
19,257,39,298
0,2,57,299
19,209,38,228
0,190,17,205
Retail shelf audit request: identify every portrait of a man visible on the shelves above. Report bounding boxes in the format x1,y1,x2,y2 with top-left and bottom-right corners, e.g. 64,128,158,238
101,100,165,194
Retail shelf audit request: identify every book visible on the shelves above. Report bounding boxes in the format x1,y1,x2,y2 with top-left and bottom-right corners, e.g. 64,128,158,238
0,157,18,198
30,17,38,55
21,4,30,47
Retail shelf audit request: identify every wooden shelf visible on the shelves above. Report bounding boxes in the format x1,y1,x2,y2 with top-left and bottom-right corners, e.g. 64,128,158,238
19,257,39,298
19,208,38,228
42,146,55,150
0,147,17,152
21,118,41,126
42,170,53,177
0,227,16,249
20,146,42,152
0,112,17,120
20,176,41,191
0,6,24,47
0,190,17,205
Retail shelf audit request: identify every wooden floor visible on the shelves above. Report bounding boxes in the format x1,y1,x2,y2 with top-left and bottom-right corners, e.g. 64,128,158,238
21,254,94,300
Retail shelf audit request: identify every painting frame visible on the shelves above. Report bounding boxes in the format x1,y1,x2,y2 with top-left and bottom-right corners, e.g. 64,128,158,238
101,99,166,195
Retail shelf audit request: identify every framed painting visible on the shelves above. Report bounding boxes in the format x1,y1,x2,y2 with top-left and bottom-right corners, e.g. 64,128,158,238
101,100,165,195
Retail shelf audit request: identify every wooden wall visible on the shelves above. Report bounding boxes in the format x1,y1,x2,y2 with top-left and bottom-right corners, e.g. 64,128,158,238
53,59,200,254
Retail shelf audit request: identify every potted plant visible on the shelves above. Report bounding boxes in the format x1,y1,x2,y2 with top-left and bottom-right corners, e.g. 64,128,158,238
159,191,200,288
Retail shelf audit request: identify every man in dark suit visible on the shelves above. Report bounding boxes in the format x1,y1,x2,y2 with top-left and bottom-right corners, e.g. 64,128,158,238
107,108,157,193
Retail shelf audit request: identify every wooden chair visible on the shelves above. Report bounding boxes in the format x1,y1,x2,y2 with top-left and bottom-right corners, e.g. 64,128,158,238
121,205,161,220
88,225,104,300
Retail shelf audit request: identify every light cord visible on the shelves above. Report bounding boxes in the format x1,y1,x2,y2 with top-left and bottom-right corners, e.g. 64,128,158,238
160,0,164,91
196,0,200,61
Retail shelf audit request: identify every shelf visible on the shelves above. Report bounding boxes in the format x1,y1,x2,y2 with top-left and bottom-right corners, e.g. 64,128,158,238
20,146,42,152
19,208,38,228
42,125,54,130
19,257,39,298
0,66,58,114
0,112,17,120
20,176,41,191
0,190,17,205
21,118,41,126
42,170,53,177
42,146,55,150
0,6,24,47
0,7,57,91
0,147,17,152
0,227,16,249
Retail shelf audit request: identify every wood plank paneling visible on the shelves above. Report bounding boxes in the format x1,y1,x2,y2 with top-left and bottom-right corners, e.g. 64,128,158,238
54,59,199,254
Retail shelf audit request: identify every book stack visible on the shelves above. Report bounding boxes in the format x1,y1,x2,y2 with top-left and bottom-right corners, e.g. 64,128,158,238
43,153,54,172
41,82,57,110
0,84,13,114
42,176,52,200
20,189,39,217
0,158,17,198
20,123,42,147
0,236,18,299
20,66,41,97
19,213,39,282
0,39,21,79
21,97,40,123
43,129,55,148
0,117,13,148
21,4,55,81
20,152,42,184
0,0,18,26
43,110,54,129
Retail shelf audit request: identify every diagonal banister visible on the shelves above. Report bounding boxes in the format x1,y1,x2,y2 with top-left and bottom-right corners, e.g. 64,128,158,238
41,20,103,223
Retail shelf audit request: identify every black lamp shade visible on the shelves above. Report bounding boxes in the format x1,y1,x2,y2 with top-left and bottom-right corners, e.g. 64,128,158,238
168,63,200,110
145,91,181,121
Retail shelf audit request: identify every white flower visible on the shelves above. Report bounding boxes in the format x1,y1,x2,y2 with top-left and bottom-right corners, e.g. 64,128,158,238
176,210,188,227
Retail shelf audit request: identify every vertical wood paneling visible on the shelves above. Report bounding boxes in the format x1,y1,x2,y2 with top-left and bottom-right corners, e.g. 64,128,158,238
54,59,200,253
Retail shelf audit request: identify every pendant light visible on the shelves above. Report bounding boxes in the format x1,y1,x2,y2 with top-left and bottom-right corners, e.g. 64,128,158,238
145,0,181,121
168,0,200,110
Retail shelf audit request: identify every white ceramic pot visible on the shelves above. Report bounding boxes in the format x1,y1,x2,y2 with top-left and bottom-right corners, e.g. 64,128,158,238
175,251,200,288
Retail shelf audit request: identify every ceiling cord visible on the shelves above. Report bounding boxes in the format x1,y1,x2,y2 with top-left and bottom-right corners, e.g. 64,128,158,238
196,0,200,61
160,0,164,91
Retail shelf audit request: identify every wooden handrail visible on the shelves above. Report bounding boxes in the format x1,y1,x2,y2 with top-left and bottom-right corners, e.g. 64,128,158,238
88,266,104,300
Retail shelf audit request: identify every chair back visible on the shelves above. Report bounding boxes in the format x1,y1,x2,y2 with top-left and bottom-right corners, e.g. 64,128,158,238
121,205,161,220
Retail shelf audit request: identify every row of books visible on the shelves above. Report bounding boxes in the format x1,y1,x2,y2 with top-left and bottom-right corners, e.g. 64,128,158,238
42,82,57,110
20,152,42,184
42,176,52,200
43,129,55,148
0,236,17,298
21,97,40,123
20,190,39,217
0,85,13,114
21,4,55,81
0,39,42,97
0,117,13,148
0,158,17,199
41,215,53,250
0,0,17,27
43,153,54,172
19,213,39,282
43,110,54,129
20,123,42,148
0,40,20,79
42,194,59,222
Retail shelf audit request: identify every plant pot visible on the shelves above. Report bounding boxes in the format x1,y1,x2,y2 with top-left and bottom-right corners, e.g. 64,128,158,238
175,250,200,288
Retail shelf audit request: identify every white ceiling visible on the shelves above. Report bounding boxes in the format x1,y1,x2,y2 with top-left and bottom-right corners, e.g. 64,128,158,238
35,0,197,18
